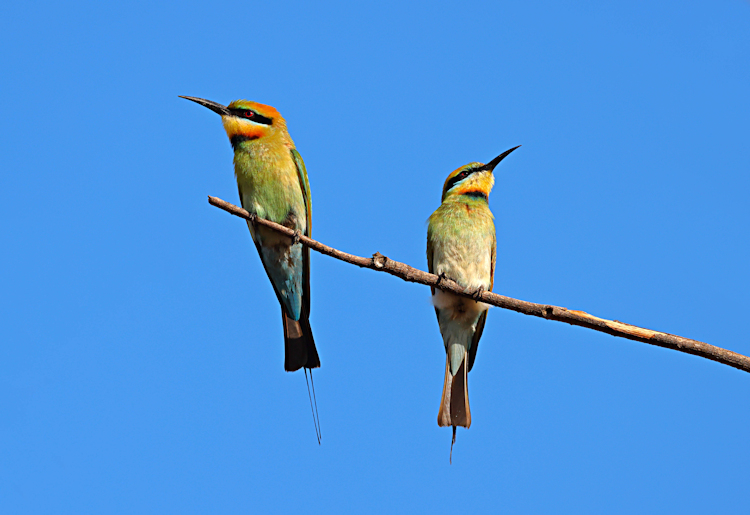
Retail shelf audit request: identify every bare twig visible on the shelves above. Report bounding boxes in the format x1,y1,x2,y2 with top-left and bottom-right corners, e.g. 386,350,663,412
208,195,750,374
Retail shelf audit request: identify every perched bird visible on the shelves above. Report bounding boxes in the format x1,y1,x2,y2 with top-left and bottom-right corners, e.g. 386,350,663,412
427,146,520,457
180,96,320,438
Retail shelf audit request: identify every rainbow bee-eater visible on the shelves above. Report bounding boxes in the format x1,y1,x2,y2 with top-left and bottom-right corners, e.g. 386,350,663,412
180,96,320,435
427,145,520,455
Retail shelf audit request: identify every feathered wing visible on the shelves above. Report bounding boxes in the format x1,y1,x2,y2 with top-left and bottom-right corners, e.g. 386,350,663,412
468,312,486,373
238,150,318,372
427,236,437,298
468,231,495,372
283,148,318,371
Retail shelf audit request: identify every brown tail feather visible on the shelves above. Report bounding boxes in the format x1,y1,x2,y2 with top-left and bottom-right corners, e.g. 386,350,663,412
282,310,320,372
437,352,471,428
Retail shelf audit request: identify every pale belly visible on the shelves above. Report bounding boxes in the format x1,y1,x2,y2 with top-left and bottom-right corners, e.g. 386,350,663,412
431,237,492,291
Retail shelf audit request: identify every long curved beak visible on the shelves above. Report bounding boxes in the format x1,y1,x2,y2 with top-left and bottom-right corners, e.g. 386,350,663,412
485,145,521,172
179,95,230,116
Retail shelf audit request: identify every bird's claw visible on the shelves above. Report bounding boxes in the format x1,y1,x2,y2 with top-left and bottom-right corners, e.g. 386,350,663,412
472,286,485,300
436,272,447,285
292,230,301,244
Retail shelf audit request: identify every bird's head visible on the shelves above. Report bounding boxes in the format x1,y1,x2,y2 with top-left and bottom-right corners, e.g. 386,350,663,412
441,146,521,202
179,96,291,149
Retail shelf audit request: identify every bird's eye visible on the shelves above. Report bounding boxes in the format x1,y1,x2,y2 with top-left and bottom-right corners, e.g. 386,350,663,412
230,107,273,125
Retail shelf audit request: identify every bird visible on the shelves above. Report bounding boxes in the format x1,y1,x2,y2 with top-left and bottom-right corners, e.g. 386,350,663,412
426,145,520,459
180,96,321,440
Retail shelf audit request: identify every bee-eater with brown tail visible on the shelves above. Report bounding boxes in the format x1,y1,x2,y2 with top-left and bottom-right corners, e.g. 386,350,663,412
180,96,320,440
427,145,520,458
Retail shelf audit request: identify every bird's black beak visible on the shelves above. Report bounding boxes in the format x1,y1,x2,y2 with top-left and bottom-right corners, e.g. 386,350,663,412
484,145,521,173
179,95,230,116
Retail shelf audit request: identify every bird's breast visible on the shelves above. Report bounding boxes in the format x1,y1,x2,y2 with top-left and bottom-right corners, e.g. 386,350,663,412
429,203,494,291
233,144,307,231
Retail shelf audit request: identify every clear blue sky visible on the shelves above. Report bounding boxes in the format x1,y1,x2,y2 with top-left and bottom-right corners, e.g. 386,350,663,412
2,1,749,513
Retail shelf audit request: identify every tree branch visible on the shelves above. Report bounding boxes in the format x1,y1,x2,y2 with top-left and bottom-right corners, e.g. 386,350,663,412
208,195,750,374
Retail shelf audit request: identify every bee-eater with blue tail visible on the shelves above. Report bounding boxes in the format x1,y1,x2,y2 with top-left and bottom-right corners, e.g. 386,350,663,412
427,145,520,458
180,96,321,440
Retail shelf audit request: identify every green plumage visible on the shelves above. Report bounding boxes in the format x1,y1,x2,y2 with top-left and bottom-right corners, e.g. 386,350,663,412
233,143,308,228
181,94,321,443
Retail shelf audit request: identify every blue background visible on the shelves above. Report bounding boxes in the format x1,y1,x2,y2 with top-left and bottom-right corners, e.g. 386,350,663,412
2,1,749,512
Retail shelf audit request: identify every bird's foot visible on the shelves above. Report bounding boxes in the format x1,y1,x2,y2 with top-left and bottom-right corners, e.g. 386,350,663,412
292,230,301,244
472,286,485,300
436,272,447,285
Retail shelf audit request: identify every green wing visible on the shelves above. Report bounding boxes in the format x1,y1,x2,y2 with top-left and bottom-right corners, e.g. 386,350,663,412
290,148,312,236
426,235,435,295
468,231,495,372
427,230,443,328
290,148,312,316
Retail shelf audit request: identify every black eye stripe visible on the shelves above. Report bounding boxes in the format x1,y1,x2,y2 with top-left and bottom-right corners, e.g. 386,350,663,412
443,167,479,194
229,108,273,126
